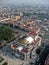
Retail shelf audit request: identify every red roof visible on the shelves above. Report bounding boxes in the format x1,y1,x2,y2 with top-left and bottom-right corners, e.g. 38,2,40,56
26,23,30,27
11,44,18,49
13,44,17,48
21,49,28,53
23,23,30,28
29,31,37,36
31,38,40,45
31,38,40,51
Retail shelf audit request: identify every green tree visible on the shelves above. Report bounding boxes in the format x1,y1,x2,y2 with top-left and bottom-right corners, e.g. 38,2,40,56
0,26,14,41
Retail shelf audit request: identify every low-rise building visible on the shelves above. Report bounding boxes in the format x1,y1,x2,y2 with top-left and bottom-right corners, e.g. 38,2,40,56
15,16,21,21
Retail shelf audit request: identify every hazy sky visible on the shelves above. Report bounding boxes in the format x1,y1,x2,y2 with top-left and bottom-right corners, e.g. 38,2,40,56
0,0,49,6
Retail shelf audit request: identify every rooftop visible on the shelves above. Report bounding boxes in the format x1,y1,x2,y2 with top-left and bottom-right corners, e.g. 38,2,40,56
19,36,34,44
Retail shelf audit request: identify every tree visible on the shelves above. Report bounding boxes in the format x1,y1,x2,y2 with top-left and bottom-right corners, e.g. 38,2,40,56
0,26,14,41
2,62,8,65
36,46,42,55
